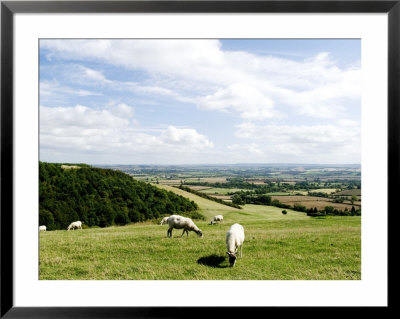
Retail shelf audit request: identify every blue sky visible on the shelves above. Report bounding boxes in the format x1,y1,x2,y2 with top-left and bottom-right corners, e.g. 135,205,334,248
39,39,361,165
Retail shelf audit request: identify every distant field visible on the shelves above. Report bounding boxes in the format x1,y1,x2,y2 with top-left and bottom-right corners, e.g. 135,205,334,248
188,186,212,191
40,185,361,280
271,195,361,210
184,177,228,183
311,188,338,194
335,189,361,196
199,187,243,194
157,179,182,185
267,191,308,196
207,194,232,201
281,181,296,185
246,179,266,185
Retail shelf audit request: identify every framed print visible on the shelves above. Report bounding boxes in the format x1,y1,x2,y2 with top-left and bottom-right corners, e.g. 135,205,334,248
1,0,396,317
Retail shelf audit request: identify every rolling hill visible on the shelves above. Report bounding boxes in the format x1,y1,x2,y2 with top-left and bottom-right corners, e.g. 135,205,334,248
39,162,201,230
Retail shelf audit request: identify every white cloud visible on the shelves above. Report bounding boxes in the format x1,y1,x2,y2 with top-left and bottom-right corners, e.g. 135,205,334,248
41,40,361,120
39,40,361,164
79,66,109,82
40,105,214,156
337,118,360,127
227,144,240,150
247,143,264,155
40,80,102,97
41,39,224,78
197,83,277,120
41,104,131,129
60,64,191,102
109,103,135,118
160,126,214,149
227,143,263,154
235,121,360,161
236,122,360,143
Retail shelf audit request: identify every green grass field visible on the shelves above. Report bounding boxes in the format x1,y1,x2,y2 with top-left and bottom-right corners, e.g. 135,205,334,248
198,187,243,194
266,191,308,196
312,188,339,194
39,185,361,280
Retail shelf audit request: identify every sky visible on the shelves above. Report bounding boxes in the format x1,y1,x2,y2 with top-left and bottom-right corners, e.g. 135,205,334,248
39,39,361,165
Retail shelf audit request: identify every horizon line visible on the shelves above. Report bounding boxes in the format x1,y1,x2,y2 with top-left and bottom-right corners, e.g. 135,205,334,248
40,161,361,167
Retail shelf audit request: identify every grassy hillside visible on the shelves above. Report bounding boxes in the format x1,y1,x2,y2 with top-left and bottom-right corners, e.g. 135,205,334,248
40,185,361,280
155,184,240,220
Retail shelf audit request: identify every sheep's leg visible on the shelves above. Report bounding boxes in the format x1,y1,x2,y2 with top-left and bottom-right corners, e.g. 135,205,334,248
167,228,172,238
240,245,243,258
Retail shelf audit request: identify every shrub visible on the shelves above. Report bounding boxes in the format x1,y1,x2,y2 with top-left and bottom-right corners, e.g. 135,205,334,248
293,204,307,212
324,206,335,215
114,211,130,226
232,194,245,205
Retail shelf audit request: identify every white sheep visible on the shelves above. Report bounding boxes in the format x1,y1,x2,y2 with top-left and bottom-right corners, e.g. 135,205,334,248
67,221,82,231
160,216,170,225
167,215,203,238
39,225,46,232
210,214,224,225
226,223,245,267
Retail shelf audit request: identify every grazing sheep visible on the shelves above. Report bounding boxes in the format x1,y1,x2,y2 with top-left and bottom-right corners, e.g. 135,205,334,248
210,214,224,225
39,225,46,232
67,221,82,231
226,223,245,267
167,215,203,238
160,216,170,225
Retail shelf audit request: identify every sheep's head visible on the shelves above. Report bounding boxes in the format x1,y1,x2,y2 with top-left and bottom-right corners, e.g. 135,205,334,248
227,252,237,267
196,229,203,238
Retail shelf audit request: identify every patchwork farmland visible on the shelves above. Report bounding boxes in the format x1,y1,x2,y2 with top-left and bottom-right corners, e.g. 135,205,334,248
270,195,361,211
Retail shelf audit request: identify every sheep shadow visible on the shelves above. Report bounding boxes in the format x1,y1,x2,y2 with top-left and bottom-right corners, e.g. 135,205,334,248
197,254,228,268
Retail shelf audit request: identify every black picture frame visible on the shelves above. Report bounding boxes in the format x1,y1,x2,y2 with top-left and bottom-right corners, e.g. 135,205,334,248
1,0,395,317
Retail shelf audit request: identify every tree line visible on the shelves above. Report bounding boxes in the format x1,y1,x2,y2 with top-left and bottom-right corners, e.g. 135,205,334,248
184,178,360,193
231,191,291,208
39,162,201,230
231,191,361,216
